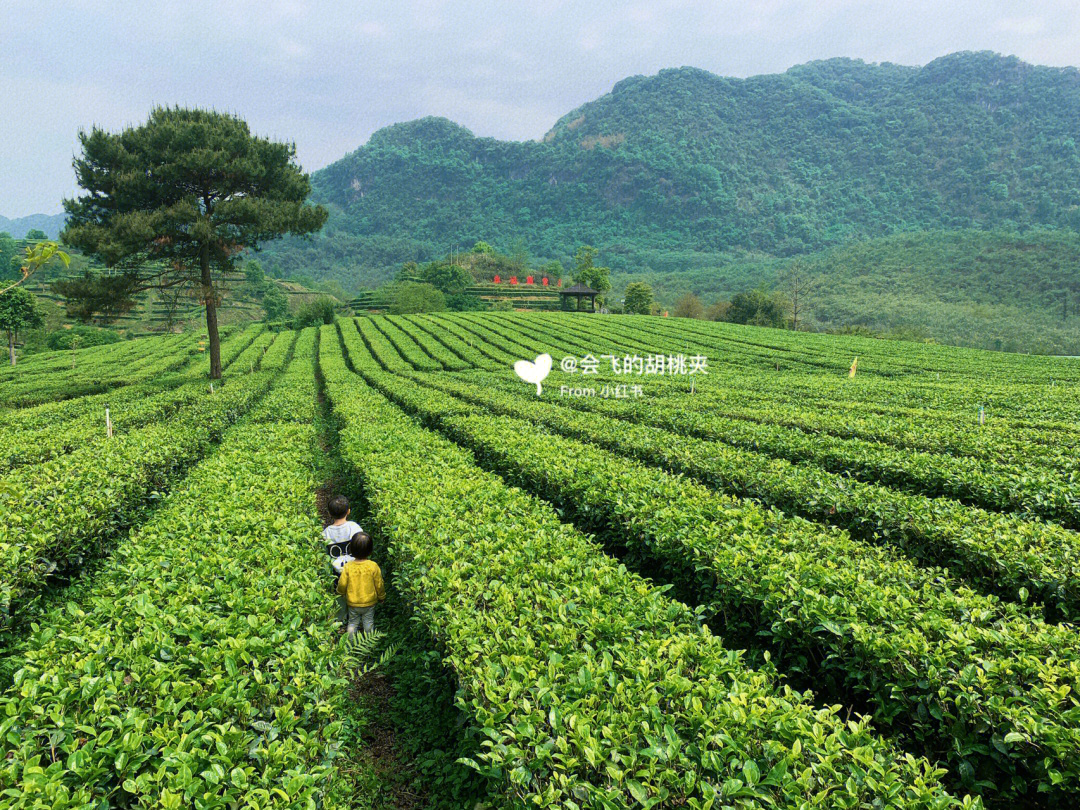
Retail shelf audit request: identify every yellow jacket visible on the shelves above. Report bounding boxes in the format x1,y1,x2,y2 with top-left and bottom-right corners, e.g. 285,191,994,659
337,559,385,608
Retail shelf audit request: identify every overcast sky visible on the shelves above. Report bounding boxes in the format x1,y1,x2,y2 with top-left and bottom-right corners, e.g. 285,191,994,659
2,0,1078,216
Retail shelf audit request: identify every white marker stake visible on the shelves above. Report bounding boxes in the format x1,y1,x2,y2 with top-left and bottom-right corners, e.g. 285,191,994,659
210,382,215,394
106,407,113,439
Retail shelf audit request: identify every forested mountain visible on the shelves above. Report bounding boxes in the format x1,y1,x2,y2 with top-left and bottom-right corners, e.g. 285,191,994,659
617,229,1080,355
263,51,1080,290
0,212,66,239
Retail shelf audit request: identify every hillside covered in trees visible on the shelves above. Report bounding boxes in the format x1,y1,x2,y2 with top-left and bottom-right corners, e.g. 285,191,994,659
616,229,1080,354
264,51,1080,295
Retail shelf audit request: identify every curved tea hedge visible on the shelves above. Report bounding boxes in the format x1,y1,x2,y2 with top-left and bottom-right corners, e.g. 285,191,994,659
410,369,1080,620
0,331,296,628
0,332,354,808
350,317,1080,803
319,324,968,809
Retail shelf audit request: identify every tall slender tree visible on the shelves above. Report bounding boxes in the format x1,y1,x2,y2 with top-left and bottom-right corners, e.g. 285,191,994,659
779,261,814,330
61,107,327,378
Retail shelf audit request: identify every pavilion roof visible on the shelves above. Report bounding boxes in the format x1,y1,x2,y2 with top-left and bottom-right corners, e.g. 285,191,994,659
559,282,599,295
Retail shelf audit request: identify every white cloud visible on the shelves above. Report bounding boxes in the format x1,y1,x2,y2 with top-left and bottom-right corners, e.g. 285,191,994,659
354,20,389,38
278,38,309,59
579,30,603,52
3,0,1080,215
995,16,1047,36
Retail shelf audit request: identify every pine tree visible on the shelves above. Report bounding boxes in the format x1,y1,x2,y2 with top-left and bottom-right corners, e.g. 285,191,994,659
60,107,327,378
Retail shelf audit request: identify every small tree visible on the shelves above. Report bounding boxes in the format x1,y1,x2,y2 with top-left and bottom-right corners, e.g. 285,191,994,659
510,239,530,274
244,260,266,290
69,334,84,369
262,284,289,322
61,107,327,379
672,292,705,319
0,287,45,366
157,278,196,332
572,245,611,308
419,261,473,295
623,282,654,315
779,261,814,330
0,233,17,283
390,282,445,314
705,300,731,321
727,288,787,327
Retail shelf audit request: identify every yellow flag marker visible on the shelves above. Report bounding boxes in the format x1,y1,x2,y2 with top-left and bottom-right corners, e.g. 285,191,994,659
849,357,858,378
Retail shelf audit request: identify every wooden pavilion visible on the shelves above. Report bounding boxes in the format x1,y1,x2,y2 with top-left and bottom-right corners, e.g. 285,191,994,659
559,282,599,313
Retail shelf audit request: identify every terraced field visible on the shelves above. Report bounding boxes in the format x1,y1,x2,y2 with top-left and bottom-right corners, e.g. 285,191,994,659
2,312,1078,808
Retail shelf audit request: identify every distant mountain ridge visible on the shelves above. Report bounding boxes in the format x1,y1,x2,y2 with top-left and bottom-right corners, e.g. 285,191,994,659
9,52,1080,353
261,50,1080,290
0,213,66,239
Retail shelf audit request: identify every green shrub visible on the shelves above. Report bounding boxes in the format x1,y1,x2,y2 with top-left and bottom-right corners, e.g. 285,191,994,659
389,281,445,314
446,292,482,311
262,284,289,322
292,295,337,328
45,325,123,351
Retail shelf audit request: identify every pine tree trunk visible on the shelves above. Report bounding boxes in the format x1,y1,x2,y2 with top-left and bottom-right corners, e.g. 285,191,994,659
201,243,222,380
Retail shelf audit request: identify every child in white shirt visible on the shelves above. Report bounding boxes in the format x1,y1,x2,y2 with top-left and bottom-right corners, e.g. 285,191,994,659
323,494,363,624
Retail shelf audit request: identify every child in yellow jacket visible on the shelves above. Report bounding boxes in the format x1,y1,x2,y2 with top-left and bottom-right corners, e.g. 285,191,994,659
337,532,385,636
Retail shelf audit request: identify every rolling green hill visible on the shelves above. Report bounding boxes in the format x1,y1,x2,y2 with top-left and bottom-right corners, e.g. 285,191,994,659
264,51,1080,288
614,229,1080,354
0,213,66,239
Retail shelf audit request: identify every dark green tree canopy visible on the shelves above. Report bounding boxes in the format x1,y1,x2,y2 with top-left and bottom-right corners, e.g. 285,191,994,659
419,260,473,295
61,106,327,376
63,107,326,270
53,271,139,323
623,281,654,314
727,288,788,327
